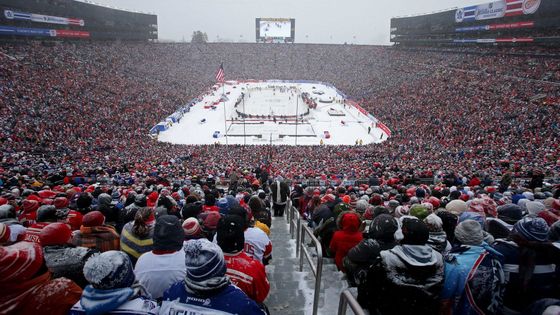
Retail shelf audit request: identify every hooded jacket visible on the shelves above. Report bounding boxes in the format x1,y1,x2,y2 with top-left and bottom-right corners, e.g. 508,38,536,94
366,244,444,314
427,230,449,254
329,211,363,271
70,285,158,315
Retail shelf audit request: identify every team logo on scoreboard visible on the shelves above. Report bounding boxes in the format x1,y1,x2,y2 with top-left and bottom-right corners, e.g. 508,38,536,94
522,0,541,14
4,10,14,19
455,8,465,22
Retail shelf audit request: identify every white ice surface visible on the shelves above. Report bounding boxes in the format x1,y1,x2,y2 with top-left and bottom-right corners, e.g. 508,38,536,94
157,81,388,146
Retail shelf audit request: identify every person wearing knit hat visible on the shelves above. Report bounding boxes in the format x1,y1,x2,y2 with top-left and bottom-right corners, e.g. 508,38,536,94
197,211,222,241
96,193,119,224
512,216,550,242
441,220,506,315
40,222,98,288
181,200,203,219
516,196,529,209
182,217,203,242
0,242,82,315
71,250,158,315
355,199,369,214
72,210,120,253
493,216,560,313
445,199,467,216
393,205,410,218
526,201,546,216
18,199,40,226
424,213,449,253
20,204,58,244
160,239,266,314
410,204,429,221
217,197,230,215
134,215,186,300
364,217,443,314
538,208,560,226
454,220,484,246
523,191,535,201
217,215,270,303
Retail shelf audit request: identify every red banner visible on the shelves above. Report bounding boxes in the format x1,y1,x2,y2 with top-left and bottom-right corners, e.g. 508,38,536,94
54,29,90,38
377,122,392,137
489,21,534,30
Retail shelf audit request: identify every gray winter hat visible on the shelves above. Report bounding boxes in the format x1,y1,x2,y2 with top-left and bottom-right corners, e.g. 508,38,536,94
455,220,484,245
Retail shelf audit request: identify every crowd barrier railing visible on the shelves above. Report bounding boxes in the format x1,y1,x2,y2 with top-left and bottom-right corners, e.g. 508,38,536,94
337,289,366,315
287,204,302,257
298,223,323,315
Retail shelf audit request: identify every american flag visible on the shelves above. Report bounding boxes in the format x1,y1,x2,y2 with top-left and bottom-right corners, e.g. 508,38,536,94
215,63,225,82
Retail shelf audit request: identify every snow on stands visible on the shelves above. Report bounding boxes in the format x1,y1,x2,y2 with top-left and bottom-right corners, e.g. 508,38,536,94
156,80,389,146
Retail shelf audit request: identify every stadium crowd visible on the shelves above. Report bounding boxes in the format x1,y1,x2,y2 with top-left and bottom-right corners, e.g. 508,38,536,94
1,41,559,186
0,40,560,314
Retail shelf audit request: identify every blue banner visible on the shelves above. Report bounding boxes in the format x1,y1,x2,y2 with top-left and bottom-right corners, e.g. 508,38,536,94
0,25,52,37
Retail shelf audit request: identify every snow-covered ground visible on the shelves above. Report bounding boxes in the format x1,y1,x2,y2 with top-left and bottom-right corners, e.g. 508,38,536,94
157,81,388,146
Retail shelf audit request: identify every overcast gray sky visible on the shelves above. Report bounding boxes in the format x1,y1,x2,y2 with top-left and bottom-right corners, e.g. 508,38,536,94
90,0,483,44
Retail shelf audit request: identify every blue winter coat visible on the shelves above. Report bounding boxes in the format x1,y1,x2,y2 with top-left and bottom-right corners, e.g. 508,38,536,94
159,281,266,315
441,244,505,315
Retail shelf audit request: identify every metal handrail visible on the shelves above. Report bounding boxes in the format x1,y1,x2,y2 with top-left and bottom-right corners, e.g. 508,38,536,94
299,223,323,315
337,289,366,315
291,206,301,257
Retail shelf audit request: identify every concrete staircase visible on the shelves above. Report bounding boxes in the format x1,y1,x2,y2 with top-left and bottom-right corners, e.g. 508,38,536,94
265,216,350,315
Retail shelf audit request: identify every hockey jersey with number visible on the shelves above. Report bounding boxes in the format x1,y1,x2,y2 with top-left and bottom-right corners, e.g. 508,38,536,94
224,251,270,303
244,227,272,263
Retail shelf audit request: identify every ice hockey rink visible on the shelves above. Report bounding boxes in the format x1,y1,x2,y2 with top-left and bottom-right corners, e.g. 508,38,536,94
156,81,389,146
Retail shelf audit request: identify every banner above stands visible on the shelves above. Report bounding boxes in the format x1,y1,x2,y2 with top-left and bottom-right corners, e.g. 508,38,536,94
4,9,85,26
0,25,90,38
455,0,541,23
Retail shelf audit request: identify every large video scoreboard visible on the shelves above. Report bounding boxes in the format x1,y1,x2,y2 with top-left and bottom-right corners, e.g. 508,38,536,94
256,18,295,43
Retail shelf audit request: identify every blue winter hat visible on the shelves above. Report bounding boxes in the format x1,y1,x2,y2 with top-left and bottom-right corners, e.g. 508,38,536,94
512,194,526,205
83,251,135,290
184,239,226,283
225,195,238,209
513,216,550,242
217,198,230,215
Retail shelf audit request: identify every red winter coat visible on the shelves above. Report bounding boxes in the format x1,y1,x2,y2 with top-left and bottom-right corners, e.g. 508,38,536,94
224,251,270,303
0,271,82,315
329,212,363,271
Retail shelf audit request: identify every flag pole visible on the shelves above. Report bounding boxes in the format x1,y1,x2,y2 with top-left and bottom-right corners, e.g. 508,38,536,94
221,66,228,145
295,93,299,145
243,93,246,145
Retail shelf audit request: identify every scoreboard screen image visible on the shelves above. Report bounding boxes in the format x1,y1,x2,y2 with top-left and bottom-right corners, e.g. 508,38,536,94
256,18,295,43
